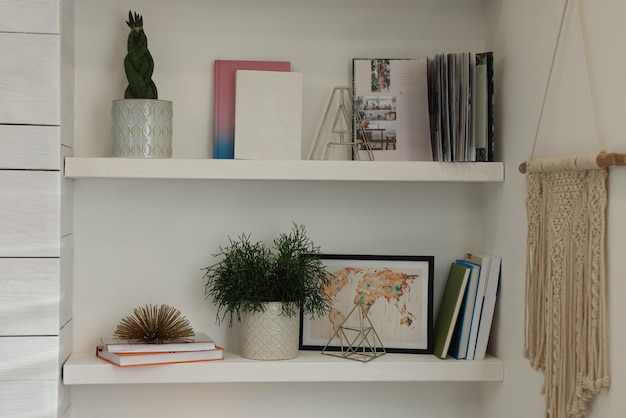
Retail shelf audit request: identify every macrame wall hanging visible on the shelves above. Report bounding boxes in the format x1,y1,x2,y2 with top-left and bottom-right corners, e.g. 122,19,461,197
518,1,625,417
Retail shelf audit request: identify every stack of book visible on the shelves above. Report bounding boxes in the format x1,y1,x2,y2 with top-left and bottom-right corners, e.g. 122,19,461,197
96,332,224,367
432,252,501,360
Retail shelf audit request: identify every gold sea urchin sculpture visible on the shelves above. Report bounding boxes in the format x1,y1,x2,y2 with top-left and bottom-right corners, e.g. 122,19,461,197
114,304,195,343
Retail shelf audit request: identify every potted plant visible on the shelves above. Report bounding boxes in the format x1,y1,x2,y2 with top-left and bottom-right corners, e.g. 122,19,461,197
112,11,172,158
202,224,331,360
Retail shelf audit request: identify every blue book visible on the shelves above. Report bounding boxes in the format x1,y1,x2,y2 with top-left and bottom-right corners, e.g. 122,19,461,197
462,252,492,359
449,260,482,359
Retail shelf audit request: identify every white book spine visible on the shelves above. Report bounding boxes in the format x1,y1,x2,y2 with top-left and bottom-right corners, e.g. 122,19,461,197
473,255,501,360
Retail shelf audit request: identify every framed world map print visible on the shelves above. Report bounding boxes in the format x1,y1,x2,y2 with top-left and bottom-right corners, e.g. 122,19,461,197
299,254,434,354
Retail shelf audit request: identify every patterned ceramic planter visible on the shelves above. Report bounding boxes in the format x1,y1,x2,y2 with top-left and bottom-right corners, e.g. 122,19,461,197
240,302,300,360
112,99,173,158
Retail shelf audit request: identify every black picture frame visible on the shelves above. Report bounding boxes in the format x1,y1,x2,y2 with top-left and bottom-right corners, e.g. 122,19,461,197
299,254,434,354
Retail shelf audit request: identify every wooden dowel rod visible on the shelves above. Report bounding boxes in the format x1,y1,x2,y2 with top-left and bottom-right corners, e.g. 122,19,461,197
518,152,626,174
597,152,626,168
518,161,528,174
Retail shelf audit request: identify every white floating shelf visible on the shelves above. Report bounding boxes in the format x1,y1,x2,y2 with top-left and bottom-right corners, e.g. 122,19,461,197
62,350,504,385
64,158,504,182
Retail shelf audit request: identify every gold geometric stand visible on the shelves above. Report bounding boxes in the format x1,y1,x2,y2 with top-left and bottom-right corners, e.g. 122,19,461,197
321,304,386,362
309,86,374,161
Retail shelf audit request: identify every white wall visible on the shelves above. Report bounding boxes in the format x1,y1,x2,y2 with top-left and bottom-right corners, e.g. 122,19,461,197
71,0,626,417
480,0,626,417
74,0,486,159
71,1,495,417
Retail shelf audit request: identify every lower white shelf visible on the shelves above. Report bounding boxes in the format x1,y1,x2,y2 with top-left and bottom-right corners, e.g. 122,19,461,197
62,350,504,385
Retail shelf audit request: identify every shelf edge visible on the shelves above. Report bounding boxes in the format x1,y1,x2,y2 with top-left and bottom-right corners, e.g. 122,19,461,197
62,351,504,385
64,158,504,182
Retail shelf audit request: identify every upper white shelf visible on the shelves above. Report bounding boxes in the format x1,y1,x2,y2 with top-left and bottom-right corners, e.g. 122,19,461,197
64,157,504,182
62,350,504,385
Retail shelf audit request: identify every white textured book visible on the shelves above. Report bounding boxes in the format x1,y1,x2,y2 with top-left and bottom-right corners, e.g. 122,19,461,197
234,70,303,160
101,332,216,353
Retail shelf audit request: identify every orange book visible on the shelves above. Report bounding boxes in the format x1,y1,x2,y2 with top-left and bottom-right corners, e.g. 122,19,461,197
96,345,224,367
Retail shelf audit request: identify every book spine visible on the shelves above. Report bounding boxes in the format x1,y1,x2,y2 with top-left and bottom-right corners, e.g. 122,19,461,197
213,61,233,159
464,256,489,360
474,256,501,360
474,52,488,162
486,52,495,162
452,261,480,359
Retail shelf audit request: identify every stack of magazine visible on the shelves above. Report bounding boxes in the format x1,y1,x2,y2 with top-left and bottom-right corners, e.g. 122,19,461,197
96,332,223,367
350,54,494,163
426,52,494,162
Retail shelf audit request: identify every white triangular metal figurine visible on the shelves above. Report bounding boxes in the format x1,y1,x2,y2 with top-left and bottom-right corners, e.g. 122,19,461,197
321,303,386,362
309,86,374,161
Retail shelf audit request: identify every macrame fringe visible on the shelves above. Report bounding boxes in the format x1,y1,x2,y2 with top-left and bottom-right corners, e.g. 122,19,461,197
523,1,612,415
524,163,610,418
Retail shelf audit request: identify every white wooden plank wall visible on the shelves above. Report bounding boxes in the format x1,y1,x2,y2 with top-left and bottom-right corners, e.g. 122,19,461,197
61,405,72,418
0,0,59,34
0,258,61,335
59,236,74,333
0,337,60,380
58,381,72,418
0,323,72,418
61,147,75,237
59,320,73,371
0,2,70,416
0,379,71,417
0,33,60,125
0,238,71,336
0,381,58,417
0,171,60,257
61,0,74,148
58,321,73,416
0,125,60,170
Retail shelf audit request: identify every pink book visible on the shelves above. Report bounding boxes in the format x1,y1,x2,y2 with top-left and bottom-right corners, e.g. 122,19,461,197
213,60,291,159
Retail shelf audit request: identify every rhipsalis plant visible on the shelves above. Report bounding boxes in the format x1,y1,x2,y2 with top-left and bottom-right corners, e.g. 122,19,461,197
124,11,158,99
202,224,332,327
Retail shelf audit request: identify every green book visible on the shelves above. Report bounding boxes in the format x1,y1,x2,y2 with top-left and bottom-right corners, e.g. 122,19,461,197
433,262,471,359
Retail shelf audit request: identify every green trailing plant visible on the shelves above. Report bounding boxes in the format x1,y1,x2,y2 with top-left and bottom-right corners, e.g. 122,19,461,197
202,224,332,327
124,11,158,99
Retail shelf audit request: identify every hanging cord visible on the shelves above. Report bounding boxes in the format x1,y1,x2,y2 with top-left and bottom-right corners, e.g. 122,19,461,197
577,0,605,151
529,0,605,162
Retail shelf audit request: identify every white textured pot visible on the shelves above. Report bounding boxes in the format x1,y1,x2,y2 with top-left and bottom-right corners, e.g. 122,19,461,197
112,99,173,158
240,302,300,360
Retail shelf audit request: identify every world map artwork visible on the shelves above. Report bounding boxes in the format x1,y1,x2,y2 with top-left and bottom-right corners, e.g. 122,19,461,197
306,261,427,349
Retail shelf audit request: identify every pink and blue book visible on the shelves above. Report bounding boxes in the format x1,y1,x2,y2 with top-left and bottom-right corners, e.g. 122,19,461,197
213,60,291,159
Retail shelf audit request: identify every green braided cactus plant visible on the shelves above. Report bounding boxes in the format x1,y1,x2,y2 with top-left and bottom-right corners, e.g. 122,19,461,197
124,11,158,99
